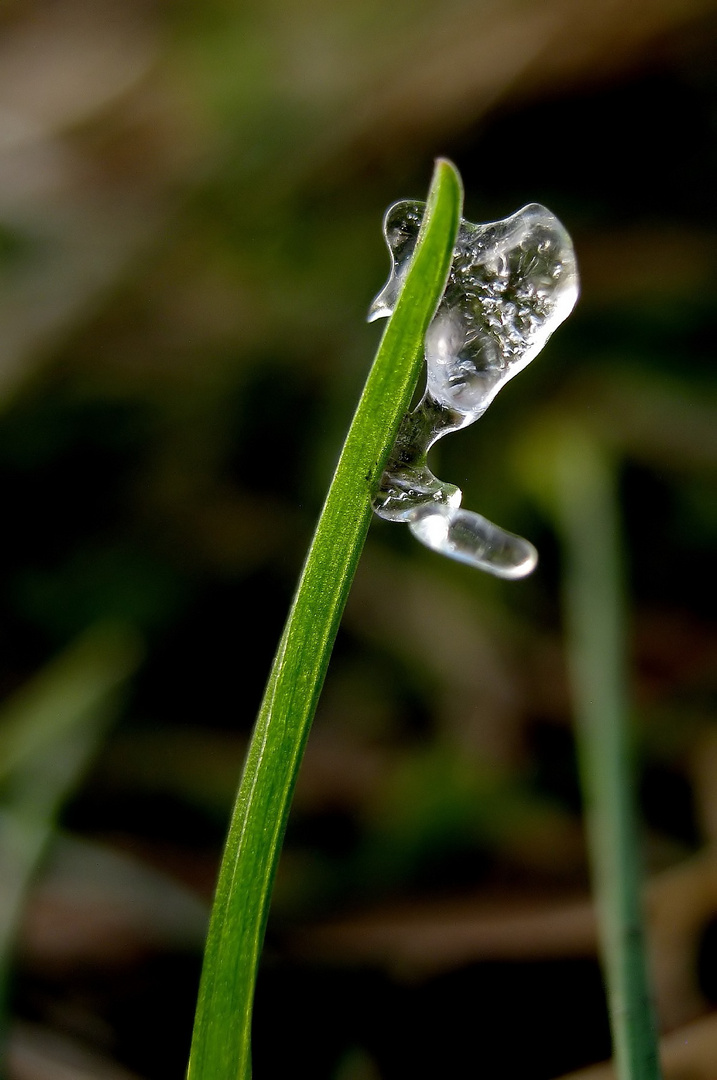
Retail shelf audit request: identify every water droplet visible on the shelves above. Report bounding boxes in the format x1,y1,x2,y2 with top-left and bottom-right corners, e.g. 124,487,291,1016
369,199,579,577
409,504,538,579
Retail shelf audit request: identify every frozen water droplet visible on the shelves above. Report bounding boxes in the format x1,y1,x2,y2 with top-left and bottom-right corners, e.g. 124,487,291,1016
408,505,538,579
369,198,578,577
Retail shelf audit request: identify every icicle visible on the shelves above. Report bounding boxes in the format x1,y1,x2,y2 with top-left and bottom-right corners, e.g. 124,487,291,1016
370,199,578,578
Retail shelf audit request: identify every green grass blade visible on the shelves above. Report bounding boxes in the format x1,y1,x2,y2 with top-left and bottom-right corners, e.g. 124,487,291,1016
556,433,662,1080
188,159,463,1080
0,623,142,1053
522,424,662,1080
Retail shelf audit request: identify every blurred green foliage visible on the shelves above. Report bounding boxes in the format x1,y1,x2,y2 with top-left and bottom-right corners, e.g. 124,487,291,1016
1,1,717,1078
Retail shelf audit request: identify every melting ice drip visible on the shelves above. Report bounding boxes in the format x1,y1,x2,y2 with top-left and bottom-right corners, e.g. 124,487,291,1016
369,200,579,578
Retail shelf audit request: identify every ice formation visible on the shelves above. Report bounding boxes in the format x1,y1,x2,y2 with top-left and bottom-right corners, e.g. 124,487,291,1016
369,199,579,578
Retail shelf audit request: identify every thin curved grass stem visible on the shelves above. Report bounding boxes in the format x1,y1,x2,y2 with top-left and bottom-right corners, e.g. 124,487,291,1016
187,159,463,1080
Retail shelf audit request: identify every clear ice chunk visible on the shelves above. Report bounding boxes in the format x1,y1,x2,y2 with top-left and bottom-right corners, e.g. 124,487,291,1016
370,199,578,578
409,505,538,579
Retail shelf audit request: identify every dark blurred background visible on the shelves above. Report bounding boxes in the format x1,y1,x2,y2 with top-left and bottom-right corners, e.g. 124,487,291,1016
1,2,717,1078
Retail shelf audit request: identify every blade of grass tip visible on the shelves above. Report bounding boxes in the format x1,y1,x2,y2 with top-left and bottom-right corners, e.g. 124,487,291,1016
188,158,463,1080
0,623,142,1056
550,427,662,1080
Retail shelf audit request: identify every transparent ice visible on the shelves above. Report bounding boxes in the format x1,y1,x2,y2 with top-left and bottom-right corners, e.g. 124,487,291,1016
369,200,579,578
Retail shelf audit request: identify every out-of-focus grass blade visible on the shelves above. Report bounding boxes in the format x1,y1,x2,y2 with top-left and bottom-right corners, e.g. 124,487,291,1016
518,422,662,1080
188,159,463,1080
0,623,142,1050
